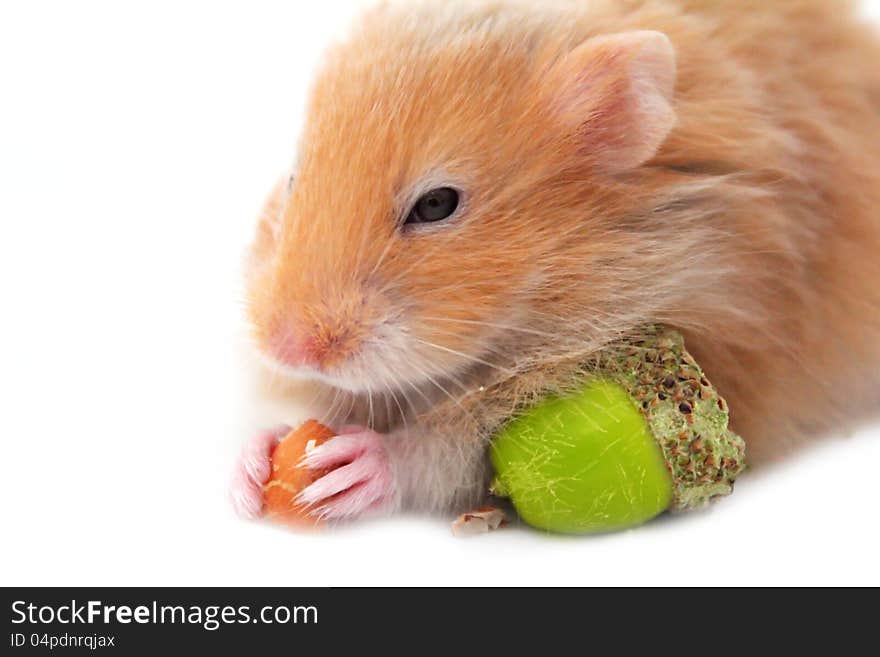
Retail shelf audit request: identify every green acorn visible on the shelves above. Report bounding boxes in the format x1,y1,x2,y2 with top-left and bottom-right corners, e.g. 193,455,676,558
489,326,746,534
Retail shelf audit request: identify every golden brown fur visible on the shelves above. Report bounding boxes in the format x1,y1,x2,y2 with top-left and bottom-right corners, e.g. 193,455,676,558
244,0,880,511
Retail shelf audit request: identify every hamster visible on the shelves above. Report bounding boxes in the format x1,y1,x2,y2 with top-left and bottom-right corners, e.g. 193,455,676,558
231,0,880,521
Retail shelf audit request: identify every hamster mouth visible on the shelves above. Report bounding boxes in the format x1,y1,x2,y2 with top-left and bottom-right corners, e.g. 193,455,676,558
256,307,514,404
259,339,491,402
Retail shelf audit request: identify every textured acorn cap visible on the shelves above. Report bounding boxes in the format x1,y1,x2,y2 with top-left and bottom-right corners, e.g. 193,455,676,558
593,326,747,511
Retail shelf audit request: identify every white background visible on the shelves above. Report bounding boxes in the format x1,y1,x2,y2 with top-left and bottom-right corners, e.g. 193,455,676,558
1,1,879,587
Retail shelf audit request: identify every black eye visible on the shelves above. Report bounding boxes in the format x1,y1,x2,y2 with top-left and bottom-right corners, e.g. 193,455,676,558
405,187,460,225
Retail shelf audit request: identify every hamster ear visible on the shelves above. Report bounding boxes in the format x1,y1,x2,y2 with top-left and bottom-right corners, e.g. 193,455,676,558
545,30,677,173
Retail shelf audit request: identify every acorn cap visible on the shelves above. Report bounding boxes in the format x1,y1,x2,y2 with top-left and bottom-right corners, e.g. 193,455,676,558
594,326,747,511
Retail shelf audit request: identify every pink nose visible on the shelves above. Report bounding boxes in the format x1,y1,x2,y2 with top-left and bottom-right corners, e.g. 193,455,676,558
271,331,319,368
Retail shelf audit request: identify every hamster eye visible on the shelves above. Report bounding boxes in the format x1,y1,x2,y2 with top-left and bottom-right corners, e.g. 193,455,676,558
405,187,460,225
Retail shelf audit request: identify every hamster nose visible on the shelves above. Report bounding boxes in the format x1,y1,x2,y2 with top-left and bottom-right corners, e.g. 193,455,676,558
270,325,359,370
271,331,320,368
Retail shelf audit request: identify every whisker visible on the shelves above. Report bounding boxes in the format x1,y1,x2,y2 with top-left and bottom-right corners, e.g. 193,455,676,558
385,380,409,436
412,337,515,375
419,316,557,339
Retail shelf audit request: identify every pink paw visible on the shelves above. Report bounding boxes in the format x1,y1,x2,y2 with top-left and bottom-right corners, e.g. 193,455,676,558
296,427,397,521
230,424,290,519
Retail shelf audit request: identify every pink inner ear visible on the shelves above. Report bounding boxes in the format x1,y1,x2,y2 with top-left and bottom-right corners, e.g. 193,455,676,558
548,30,677,172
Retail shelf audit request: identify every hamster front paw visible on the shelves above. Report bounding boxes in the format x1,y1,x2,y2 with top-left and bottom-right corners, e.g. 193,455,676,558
230,424,291,519
296,427,398,520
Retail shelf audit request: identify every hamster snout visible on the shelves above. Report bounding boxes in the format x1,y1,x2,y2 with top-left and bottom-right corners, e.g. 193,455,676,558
268,316,363,371
262,287,374,370
250,269,408,391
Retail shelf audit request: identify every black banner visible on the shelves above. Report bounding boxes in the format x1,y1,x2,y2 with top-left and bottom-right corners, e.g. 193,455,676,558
0,587,870,653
